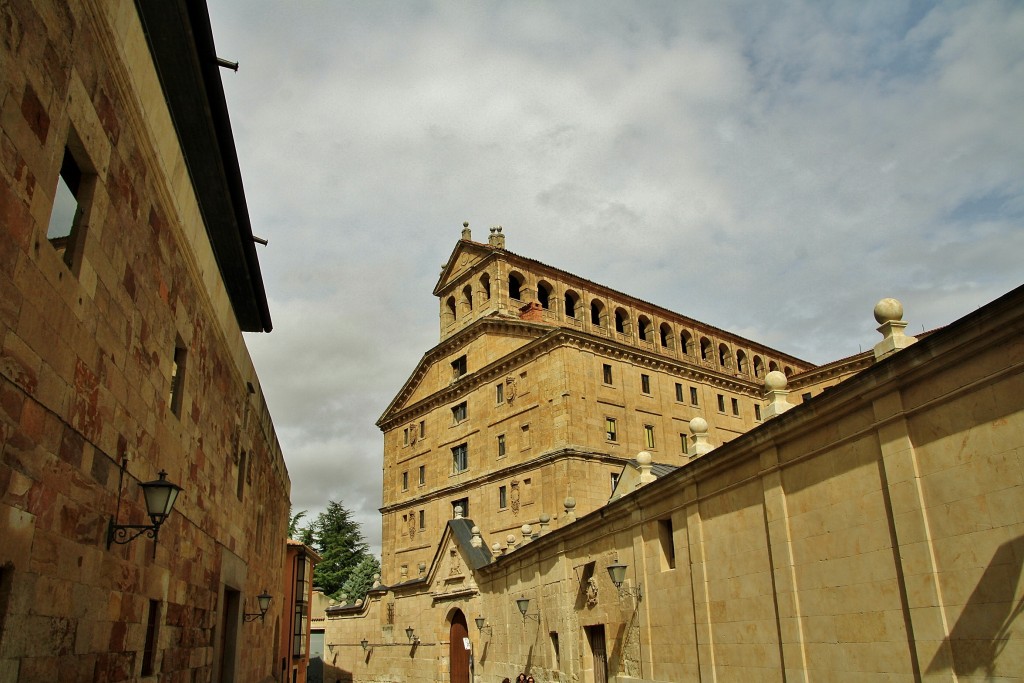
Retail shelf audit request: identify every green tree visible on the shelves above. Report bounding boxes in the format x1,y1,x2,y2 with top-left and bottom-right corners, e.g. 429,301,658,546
288,509,307,539
340,555,381,603
305,500,371,598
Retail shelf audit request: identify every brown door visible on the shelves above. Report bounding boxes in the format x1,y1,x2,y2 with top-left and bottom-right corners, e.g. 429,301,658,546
449,610,470,683
586,625,608,683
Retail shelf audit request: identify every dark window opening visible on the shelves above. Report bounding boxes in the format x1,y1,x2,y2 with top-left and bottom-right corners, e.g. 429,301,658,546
658,518,676,570
602,363,613,385
452,497,469,518
538,281,552,309
451,355,467,379
675,383,684,402
452,444,468,473
690,387,699,405
605,418,617,442
641,374,651,394
565,291,579,318
731,398,739,416
142,599,160,676
509,273,523,300
170,338,187,417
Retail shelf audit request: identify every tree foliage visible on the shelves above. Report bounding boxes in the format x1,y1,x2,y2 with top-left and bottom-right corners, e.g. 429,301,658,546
340,555,381,603
288,509,307,539
303,500,373,600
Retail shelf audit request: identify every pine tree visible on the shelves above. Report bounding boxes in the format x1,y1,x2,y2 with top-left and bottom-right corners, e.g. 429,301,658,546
305,500,371,598
340,555,381,603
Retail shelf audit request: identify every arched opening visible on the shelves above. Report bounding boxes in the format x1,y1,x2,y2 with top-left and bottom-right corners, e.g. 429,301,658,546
614,308,630,335
448,609,470,683
445,296,457,325
659,323,674,349
753,355,765,378
783,366,793,377
769,360,779,373
637,315,653,342
736,350,747,374
508,272,523,300
537,280,552,309
718,343,731,369
700,337,713,362
565,290,579,319
591,299,606,328
480,273,491,301
681,331,694,356
461,284,473,312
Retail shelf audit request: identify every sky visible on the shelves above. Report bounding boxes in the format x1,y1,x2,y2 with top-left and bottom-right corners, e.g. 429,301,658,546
205,1,1024,556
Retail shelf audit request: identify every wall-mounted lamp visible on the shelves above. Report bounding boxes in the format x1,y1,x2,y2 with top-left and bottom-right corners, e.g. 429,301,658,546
243,591,273,622
405,626,419,644
607,558,643,600
515,596,539,622
474,616,492,635
360,638,371,653
107,458,182,558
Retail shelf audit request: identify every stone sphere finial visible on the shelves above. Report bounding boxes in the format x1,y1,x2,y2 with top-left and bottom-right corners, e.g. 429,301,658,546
463,221,469,228
636,450,653,466
564,496,576,510
874,298,904,324
539,513,551,524
521,523,532,535
492,541,502,552
765,370,788,391
689,417,709,435
506,534,517,545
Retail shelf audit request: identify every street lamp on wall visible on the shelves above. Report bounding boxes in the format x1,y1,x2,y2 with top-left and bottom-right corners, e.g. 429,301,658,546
515,597,539,622
405,626,419,644
106,458,182,558
474,616,492,636
607,558,643,600
243,591,273,622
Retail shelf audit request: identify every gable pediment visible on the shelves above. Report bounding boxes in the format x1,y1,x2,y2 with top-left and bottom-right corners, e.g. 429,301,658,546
433,241,495,297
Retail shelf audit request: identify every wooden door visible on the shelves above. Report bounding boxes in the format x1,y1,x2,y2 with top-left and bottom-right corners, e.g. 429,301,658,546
586,625,608,683
449,610,470,683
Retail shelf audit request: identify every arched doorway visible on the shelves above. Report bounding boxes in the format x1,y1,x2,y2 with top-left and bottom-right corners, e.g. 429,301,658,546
449,609,470,683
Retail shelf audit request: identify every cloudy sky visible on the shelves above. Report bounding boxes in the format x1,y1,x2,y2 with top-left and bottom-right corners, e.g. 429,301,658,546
206,1,1023,555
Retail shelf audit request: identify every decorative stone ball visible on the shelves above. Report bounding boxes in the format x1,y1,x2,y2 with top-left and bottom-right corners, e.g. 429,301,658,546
355,599,363,607
373,573,380,581
636,450,653,466
471,525,480,535
765,370,788,391
874,298,904,324
539,513,551,524
522,524,532,536
492,542,502,551
564,496,576,510
689,417,709,435
506,534,517,544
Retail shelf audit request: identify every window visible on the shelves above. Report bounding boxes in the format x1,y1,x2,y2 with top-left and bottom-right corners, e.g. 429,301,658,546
495,381,504,404
605,417,617,442
419,509,425,529
690,386,699,406
402,471,409,491
754,404,762,421
614,308,629,334
660,323,673,349
47,144,93,272
509,273,523,300
452,444,468,473
641,374,651,394
236,451,246,501
680,432,689,455
644,424,655,449
610,472,620,494
451,401,467,424
590,300,605,327
418,465,425,486
497,434,506,458
452,497,469,518
403,427,409,446
637,316,653,342
675,382,684,402
141,599,160,676
550,632,561,670
538,281,552,309
658,518,676,570
480,273,491,300
520,423,531,449
451,355,467,379
602,363,613,385
499,485,508,509
293,554,310,656
565,291,579,318
731,398,739,416
445,296,457,324
462,284,473,311
700,337,713,362
170,338,187,417
419,420,425,438
717,394,726,412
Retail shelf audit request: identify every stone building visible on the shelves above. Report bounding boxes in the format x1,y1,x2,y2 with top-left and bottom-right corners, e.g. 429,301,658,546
1,1,290,681
325,230,1023,682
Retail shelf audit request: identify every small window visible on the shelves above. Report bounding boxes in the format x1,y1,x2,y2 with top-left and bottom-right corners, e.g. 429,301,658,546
641,374,651,394
141,599,161,676
565,291,579,318
47,144,93,273
690,387,699,406
675,383,684,402
610,472,620,494
403,427,410,446
658,518,676,570
605,418,617,442
731,398,739,416
419,509,425,529
236,451,246,500
602,363,613,385
591,300,605,327
754,404,762,421
680,432,689,455
480,273,491,300
520,423,531,449
452,444,468,473
402,471,409,491
419,420,425,438
418,465,425,486
452,497,469,518
495,382,504,404
497,434,506,458
550,632,561,670
509,273,523,300
451,401,467,424
499,485,508,509
717,394,726,413
451,355,467,379
445,296,457,324
538,281,552,309
644,424,655,449
170,338,187,417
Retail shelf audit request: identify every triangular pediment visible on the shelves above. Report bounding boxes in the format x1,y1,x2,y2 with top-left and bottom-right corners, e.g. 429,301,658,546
433,240,496,297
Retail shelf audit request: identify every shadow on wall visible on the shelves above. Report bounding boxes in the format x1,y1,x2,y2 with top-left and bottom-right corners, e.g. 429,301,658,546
927,535,1024,678
320,661,352,683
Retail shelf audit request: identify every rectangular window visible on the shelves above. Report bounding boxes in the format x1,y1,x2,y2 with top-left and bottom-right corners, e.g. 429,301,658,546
523,478,533,504
499,485,508,509
717,394,726,413
605,417,617,442
675,382,684,402
680,432,689,455
419,420,425,438
550,632,561,670
452,444,468,473
520,423,531,449
731,397,739,416
451,355,467,379
452,497,469,518
690,386,699,406
496,382,504,404
644,424,655,449
170,338,187,417
418,465,425,486
141,599,160,676
497,434,506,458
419,509,425,529
236,451,246,501
47,145,92,272
451,401,467,424
602,363,613,385
658,518,677,570
403,428,409,446
641,374,651,394
754,404,762,421
402,471,409,491
610,472,620,494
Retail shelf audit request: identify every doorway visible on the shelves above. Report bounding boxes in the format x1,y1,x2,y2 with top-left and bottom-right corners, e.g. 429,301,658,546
449,609,470,683
585,624,608,683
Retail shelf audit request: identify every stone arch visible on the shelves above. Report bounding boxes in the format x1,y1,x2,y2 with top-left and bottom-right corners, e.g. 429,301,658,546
565,289,580,319
537,280,553,310
614,307,631,335
769,360,779,373
591,299,607,328
444,296,457,326
637,315,653,342
479,272,491,301
508,271,524,301
681,330,694,356
461,284,473,313
700,337,713,362
736,349,748,374
718,343,732,369
753,355,765,378
659,322,674,349
783,365,793,377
